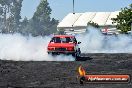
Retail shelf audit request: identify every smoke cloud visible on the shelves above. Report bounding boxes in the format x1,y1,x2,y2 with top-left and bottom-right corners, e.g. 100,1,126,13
0,33,74,61
77,26,132,53
0,26,132,61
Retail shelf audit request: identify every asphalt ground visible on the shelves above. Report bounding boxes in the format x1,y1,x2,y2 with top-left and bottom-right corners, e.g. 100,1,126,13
0,53,132,88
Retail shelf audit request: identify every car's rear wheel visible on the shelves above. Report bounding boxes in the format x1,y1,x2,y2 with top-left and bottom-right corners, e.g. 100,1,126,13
48,52,58,56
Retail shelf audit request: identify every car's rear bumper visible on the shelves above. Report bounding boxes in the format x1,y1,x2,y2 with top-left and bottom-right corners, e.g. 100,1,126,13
47,50,75,55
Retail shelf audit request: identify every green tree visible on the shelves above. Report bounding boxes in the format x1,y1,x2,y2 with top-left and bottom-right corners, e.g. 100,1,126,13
22,17,28,28
31,0,58,36
20,16,29,35
0,0,23,33
112,4,132,33
88,21,99,28
0,0,12,33
11,0,23,33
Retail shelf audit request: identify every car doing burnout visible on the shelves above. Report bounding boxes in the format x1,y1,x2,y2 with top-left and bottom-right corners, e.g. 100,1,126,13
47,35,81,58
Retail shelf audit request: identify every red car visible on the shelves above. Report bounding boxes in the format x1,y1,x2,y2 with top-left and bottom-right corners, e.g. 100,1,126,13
47,35,81,58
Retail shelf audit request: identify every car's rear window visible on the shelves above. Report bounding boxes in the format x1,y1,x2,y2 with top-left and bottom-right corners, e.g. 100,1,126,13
50,37,73,43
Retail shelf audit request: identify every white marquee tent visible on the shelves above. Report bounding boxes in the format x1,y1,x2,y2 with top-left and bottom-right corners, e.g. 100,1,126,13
57,11,120,34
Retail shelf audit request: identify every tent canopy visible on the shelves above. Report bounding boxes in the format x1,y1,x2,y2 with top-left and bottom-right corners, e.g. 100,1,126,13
57,11,119,34
57,11,119,28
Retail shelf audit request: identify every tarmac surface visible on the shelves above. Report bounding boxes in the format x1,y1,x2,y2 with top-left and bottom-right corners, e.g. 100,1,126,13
0,53,132,88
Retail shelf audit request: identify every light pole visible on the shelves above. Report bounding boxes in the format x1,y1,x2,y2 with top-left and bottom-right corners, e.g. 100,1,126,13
131,23,132,35
73,0,75,14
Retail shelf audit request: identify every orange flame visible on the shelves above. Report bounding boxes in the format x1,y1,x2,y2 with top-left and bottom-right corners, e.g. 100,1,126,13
78,66,86,76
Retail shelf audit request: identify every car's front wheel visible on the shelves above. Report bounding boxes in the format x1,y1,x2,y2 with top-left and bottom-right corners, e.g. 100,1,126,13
72,49,81,61
77,48,81,57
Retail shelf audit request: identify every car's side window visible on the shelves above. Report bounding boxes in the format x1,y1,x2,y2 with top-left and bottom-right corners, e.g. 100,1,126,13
50,37,54,42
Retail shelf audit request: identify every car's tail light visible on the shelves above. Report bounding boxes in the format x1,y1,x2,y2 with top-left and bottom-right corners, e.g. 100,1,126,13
48,47,54,51
67,47,74,51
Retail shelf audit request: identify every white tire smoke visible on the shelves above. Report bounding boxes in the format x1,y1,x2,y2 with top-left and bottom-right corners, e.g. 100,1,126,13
77,26,132,53
0,27,132,61
0,33,74,61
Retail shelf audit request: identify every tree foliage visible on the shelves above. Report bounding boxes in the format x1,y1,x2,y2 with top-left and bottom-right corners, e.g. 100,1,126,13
88,21,99,28
0,0,58,36
112,4,132,33
0,0,23,33
29,0,58,36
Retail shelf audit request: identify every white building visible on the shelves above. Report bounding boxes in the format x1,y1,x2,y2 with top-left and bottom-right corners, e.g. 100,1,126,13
57,11,120,34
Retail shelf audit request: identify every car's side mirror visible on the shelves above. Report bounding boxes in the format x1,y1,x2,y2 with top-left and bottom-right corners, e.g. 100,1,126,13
78,41,81,44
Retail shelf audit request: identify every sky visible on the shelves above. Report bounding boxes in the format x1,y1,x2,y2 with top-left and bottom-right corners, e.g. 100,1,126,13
21,0,131,21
